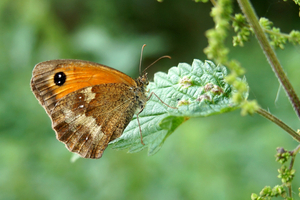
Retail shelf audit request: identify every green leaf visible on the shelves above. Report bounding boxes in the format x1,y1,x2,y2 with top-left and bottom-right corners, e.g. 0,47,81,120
110,59,247,155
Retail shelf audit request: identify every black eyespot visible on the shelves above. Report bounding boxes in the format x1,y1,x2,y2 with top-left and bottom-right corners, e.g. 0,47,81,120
54,72,66,86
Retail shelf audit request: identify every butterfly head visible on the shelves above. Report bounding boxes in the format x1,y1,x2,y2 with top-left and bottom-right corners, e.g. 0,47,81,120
136,73,149,91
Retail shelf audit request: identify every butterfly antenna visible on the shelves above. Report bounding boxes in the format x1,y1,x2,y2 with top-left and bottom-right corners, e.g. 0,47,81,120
142,55,171,74
139,44,147,75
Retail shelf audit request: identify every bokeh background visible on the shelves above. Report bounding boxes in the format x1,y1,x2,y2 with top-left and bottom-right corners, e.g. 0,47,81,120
1,0,300,199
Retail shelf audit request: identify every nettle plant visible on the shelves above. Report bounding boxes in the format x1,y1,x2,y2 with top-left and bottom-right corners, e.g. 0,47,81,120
113,0,300,199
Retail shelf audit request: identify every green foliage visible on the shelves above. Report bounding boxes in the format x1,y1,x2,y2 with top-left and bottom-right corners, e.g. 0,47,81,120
290,0,300,6
251,147,300,200
232,13,252,47
259,18,287,49
278,165,295,185
204,0,300,198
111,59,246,155
276,147,291,164
202,0,257,116
231,15,300,50
289,30,300,45
204,0,232,64
251,185,287,200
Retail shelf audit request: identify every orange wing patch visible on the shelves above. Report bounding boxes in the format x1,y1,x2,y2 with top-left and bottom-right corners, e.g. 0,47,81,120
31,59,137,113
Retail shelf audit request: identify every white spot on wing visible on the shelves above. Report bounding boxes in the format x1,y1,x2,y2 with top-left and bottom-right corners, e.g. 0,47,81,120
62,108,103,140
81,87,96,103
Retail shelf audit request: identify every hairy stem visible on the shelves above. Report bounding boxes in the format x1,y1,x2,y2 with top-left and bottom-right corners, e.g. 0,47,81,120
256,108,300,142
237,0,300,119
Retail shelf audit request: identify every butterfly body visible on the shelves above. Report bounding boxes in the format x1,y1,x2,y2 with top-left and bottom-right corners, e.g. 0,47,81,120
31,59,148,159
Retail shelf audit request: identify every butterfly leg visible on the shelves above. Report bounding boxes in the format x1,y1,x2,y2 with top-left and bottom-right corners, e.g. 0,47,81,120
136,109,145,145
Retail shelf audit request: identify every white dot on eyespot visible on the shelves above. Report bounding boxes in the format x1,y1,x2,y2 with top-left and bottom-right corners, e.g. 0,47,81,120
78,104,84,109
78,96,83,100
85,136,89,140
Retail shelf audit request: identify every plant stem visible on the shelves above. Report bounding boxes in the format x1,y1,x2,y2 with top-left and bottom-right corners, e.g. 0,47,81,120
288,183,292,198
256,108,300,142
289,144,300,170
287,144,300,198
210,0,216,6
237,0,300,119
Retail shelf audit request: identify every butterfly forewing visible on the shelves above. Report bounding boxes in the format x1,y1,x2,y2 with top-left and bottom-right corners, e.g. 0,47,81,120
31,59,137,115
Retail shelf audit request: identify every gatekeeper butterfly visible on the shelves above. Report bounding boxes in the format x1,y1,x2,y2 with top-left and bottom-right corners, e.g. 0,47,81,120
31,45,173,159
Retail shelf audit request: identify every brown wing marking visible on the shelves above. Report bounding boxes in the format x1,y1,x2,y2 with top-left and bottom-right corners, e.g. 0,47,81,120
50,83,138,159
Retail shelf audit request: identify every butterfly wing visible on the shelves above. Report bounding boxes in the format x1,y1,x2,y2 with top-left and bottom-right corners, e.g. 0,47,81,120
31,59,137,115
51,83,138,158
30,59,140,159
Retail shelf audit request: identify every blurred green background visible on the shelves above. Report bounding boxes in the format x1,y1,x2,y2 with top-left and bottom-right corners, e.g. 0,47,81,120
1,0,300,199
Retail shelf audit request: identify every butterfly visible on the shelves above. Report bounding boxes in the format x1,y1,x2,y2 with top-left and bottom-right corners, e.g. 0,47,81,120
31,45,172,159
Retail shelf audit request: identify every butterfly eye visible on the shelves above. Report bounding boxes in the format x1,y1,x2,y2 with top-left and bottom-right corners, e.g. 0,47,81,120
54,72,66,86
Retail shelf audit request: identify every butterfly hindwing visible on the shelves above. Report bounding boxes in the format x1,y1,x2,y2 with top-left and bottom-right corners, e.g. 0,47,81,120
51,84,138,159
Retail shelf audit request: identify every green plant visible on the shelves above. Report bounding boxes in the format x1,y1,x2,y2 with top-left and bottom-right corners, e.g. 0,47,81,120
201,0,300,199
113,0,300,199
